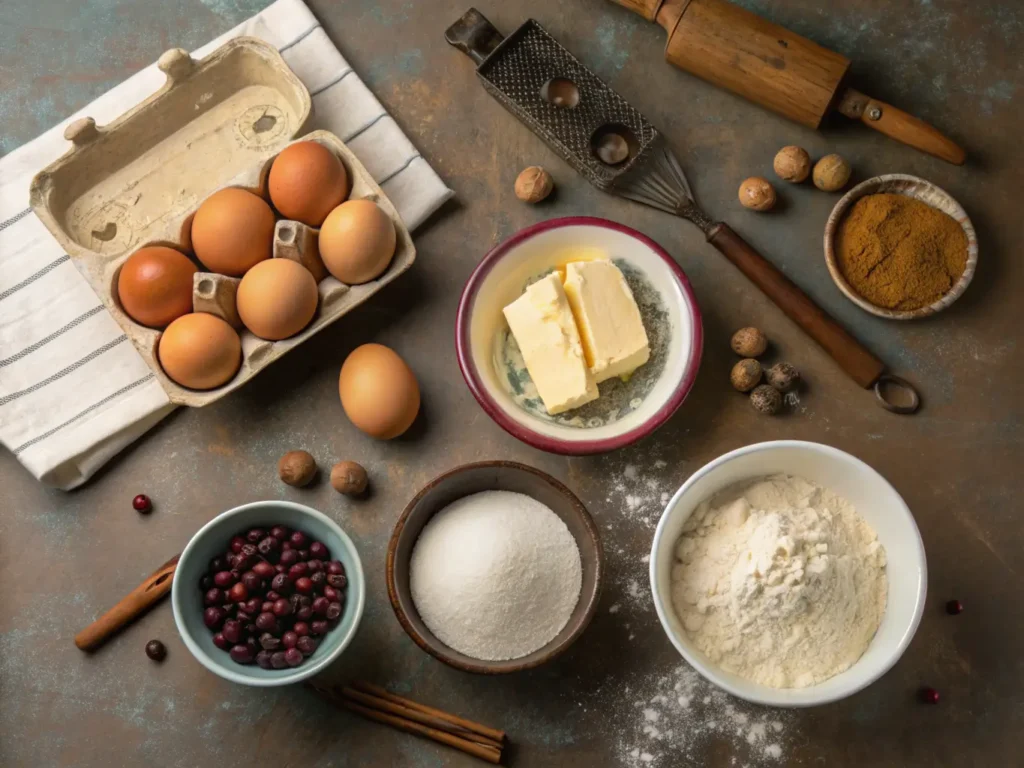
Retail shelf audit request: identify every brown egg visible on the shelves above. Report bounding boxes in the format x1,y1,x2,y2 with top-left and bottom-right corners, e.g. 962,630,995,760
338,343,420,439
268,141,349,227
236,259,319,341
158,313,242,390
318,200,396,284
191,188,275,276
117,246,197,328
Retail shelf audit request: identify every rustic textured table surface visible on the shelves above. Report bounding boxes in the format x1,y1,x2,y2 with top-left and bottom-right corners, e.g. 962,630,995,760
2,1,1021,766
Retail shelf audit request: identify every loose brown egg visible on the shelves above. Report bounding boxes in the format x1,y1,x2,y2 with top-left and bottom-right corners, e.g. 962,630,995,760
191,188,275,276
318,200,396,285
236,258,319,341
117,246,197,328
268,141,349,227
158,312,242,390
338,343,419,439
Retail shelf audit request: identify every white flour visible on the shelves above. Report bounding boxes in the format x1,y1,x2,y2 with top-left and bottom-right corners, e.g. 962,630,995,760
670,475,888,688
409,490,582,661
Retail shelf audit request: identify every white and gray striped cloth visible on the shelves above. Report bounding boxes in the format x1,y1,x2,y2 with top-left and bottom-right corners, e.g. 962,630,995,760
0,0,452,489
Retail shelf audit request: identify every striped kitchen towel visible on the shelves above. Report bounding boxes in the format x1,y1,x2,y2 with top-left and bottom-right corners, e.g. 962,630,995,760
0,0,452,490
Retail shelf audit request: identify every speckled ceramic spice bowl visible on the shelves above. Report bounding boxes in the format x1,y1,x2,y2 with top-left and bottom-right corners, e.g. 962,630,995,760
172,500,365,687
455,217,703,455
386,461,603,674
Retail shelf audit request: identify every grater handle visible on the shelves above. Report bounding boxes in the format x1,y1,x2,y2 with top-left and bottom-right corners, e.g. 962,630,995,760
706,223,918,409
445,8,505,66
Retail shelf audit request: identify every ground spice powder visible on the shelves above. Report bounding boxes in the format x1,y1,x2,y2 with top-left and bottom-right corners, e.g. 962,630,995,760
835,193,968,310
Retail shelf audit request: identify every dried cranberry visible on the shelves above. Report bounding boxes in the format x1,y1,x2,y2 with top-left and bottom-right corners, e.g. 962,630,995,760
246,528,266,544
203,607,224,629
257,536,279,558
274,564,287,574
260,633,281,651
221,602,237,616
200,575,213,591
322,586,338,602
290,531,309,549
255,650,273,670
256,613,278,634
282,631,299,649
230,536,246,554
327,574,347,589
145,639,167,661
252,561,276,579
209,556,226,573
288,562,308,580
261,601,275,614
298,549,310,560
213,571,236,588
271,573,292,594
310,620,328,636
946,600,963,615
306,559,323,574
271,525,290,541
132,494,152,513
222,619,242,644
294,577,313,594
212,632,229,650
284,648,304,667
327,560,346,576
273,598,292,618
326,602,343,621
293,621,310,637
279,549,300,567
310,572,326,589
298,595,312,606
312,597,330,616
236,610,252,623
296,636,319,656
270,651,288,669
296,605,313,622
281,541,292,552
245,623,258,639
240,571,261,592
309,541,329,560
203,588,222,606
230,644,255,664
265,590,281,602
228,582,249,603
921,687,940,704
242,597,262,616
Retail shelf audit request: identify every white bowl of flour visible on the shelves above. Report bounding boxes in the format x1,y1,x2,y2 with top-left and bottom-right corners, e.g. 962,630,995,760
650,441,927,707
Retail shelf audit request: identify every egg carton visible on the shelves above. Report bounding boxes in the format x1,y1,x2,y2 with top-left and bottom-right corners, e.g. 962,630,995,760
28,38,416,407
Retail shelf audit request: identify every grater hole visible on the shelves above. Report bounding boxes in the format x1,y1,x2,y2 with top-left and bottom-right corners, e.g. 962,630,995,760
540,78,580,108
591,124,637,166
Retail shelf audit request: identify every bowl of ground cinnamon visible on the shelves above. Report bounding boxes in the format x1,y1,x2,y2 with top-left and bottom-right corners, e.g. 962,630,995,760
824,174,977,319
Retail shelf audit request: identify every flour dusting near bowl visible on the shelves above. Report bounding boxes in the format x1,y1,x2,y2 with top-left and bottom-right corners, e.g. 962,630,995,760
495,260,669,428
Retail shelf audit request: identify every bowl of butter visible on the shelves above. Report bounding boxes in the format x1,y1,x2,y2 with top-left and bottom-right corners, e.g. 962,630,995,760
456,216,703,454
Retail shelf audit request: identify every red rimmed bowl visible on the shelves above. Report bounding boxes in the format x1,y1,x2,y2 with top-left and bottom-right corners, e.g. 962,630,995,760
456,217,702,454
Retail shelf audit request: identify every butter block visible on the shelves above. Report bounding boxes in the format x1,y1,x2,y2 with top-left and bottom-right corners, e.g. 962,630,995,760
503,273,599,415
563,260,649,383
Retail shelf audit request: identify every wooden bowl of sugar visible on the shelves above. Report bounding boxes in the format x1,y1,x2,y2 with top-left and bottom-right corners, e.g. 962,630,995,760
386,461,603,674
823,174,978,320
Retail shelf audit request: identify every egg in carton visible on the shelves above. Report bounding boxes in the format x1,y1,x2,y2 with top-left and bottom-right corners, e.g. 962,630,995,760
29,38,415,407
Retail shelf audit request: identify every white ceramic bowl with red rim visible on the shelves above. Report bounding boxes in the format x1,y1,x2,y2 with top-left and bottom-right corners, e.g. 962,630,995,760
650,441,927,707
456,217,702,454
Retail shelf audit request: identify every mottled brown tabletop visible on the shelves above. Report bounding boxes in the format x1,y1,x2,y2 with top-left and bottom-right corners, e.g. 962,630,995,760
2,1,1021,766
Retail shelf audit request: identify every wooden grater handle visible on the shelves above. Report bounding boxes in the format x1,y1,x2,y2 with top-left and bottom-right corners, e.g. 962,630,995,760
707,223,886,389
74,554,179,651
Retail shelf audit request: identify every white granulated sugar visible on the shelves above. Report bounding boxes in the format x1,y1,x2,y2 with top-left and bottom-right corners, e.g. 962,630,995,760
409,491,581,661
670,474,887,688
613,664,791,766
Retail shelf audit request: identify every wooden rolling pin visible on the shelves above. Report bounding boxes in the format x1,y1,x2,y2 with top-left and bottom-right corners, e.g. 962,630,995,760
609,0,965,164
74,554,179,651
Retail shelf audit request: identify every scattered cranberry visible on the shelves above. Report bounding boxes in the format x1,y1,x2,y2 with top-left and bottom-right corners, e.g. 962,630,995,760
272,598,292,618
309,541,329,560
252,561,276,579
132,494,152,514
203,607,224,629
946,599,963,615
921,687,940,704
310,620,328,636
306,559,324,574
145,639,167,661
228,582,249,603
312,597,330,616
296,636,318,656
279,549,300,567
288,562,309,580
296,605,314,622
294,577,313,594
241,571,262,592
282,631,299,649
270,573,292,594
255,612,278,632
270,651,288,669
284,648,304,667
256,650,273,670
326,602,342,621
271,525,290,541
327,574,347,589
222,619,242,645
212,632,229,650
293,622,310,637
290,531,309,549
230,536,246,554
327,561,346,576
242,597,262,615
213,571,236,588
323,586,338,602
204,588,224,606
230,644,255,664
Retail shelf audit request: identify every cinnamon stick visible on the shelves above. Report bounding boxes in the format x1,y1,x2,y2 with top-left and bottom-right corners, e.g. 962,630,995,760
352,680,506,744
340,687,503,750
74,554,180,651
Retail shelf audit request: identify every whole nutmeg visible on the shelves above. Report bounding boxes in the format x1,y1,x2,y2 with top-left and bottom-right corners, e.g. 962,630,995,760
773,146,811,183
514,166,554,204
278,450,317,487
730,327,768,358
766,362,800,392
750,384,782,415
738,177,776,211
331,461,368,496
730,359,762,392
812,154,851,192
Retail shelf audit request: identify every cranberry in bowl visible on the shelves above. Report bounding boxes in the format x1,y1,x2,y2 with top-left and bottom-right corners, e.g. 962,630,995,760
172,500,365,686
456,217,702,455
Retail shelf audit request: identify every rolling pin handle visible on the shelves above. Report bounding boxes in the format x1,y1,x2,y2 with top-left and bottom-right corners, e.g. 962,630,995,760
64,117,100,147
158,48,195,85
874,374,921,414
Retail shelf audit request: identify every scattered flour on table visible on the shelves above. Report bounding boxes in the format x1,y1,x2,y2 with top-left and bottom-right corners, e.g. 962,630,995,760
670,475,887,688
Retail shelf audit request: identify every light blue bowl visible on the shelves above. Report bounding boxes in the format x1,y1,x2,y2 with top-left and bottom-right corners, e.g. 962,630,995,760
171,500,365,686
